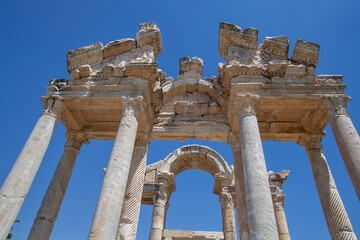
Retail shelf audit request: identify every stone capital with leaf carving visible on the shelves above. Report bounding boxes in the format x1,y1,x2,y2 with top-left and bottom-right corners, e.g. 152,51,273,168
322,95,351,118
41,96,64,117
235,94,260,117
219,188,235,209
121,96,144,119
297,132,325,152
65,130,89,150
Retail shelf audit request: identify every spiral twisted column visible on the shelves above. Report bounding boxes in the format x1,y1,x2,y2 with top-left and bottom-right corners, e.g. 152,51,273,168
323,95,360,200
28,130,88,240
298,133,357,240
88,97,142,240
0,96,63,240
236,94,279,240
117,132,150,240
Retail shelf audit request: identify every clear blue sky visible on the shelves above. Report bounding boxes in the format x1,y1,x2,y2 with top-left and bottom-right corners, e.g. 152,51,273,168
0,1,359,239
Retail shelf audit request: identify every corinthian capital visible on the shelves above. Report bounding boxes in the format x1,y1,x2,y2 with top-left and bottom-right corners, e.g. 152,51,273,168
65,130,89,150
236,94,260,116
297,132,325,152
322,95,350,118
219,189,235,209
121,96,143,118
41,96,64,117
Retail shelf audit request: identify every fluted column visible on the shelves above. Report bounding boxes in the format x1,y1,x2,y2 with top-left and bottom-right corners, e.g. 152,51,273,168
323,95,360,200
237,94,279,240
298,133,357,239
268,171,291,240
228,132,249,240
28,130,88,240
88,97,142,240
149,190,168,240
219,188,237,240
0,96,63,240
117,132,151,240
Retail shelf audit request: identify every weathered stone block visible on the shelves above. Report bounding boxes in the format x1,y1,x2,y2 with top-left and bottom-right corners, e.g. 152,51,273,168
259,36,289,59
103,38,136,59
290,39,319,66
179,56,203,76
136,22,162,57
219,22,258,59
67,42,103,72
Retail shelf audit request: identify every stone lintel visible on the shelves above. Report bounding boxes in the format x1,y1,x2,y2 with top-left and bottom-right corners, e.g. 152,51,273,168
163,229,224,240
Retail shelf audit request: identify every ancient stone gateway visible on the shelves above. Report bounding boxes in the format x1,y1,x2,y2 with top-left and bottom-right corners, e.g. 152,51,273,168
0,22,359,240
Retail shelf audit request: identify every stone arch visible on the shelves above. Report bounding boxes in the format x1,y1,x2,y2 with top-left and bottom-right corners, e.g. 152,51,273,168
159,145,232,178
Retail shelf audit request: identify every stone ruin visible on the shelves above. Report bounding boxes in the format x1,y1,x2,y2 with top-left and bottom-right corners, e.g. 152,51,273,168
0,22,359,240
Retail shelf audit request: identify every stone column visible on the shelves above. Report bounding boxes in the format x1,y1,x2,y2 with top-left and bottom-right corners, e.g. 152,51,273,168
28,130,88,240
228,132,249,240
0,96,63,240
149,172,173,240
323,95,360,200
268,171,291,240
88,97,142,240
219,188,237,240
149,190,168,240
237,94,279,240
116,132,151,240
298,133,357,239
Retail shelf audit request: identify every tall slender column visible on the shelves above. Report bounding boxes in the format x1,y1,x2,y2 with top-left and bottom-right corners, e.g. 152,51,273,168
228,132,249,240
298,133,357,239
149,172,173,240
219,188,237,240
117,132,150,240
0,96,63,240
149,190,168,240
268,171,291,240
28,130,88,240
237,94,279,240
323,95,360,200
88,97,142,240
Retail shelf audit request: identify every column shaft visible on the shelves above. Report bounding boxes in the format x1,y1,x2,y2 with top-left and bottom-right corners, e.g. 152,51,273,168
273,202,290,240
329,115,360,200
149,191,167,240
237,95,279,240
28,131,88,240
299,134,357,239
117,133,150,240
325,96,360,200
220,191,237,240
0,97,62,240
88,97,141,240
230,133,249,240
